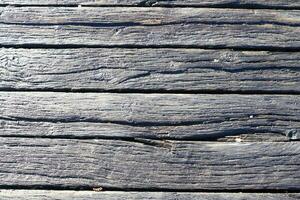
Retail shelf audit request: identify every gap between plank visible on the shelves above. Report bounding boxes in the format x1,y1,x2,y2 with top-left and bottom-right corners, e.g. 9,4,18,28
2,21,299,27
0,186,299,193
0,135,297,142
0,4,299,10
1,44,300,52
0,88,300,95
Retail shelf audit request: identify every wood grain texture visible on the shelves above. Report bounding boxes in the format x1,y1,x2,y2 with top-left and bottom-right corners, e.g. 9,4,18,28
0,138,299,189
0,0,299,8
1,24,299,48
1,7,300,26
0,191,299,200
0,92,299,141
1,48,300,92
0,7,299,48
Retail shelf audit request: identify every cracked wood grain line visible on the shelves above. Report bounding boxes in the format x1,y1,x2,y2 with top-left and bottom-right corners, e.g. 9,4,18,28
0,191,299,200
0,48,299,92
0,138,299,190
0,0,299,8
0,92,299,141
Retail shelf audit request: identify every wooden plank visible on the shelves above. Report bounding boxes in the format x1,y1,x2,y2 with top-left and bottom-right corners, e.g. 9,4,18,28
0,0,299,8
1,48,300,92
0,92,299,141
0,7,299,48
0,138,299,189
0,191,299,200
1,24,299,48
1,7,300,26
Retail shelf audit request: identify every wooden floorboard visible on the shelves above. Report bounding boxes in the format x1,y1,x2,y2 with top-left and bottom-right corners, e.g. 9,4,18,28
0,0,299,8
0,0,299,196
0,7,299,48
0,92,299,141
0,138,299,190
1,7,300,25
2,24,298,48
1,48,299,92
0,191,299,200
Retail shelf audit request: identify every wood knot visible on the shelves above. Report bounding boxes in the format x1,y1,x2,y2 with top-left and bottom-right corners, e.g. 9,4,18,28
0,120,5,128
285,130,300,140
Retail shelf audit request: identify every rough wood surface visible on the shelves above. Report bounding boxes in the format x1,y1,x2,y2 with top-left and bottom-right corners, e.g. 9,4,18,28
0,138,299,189
0,0,299,8
0,1,299,196
2,24,298,48
1,48,299,92
0,8,299,48
0,92,299,141
1,7,300,26
0,191,299,200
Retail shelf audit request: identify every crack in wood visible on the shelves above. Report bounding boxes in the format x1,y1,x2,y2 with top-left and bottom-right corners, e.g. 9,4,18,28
0,116,297,141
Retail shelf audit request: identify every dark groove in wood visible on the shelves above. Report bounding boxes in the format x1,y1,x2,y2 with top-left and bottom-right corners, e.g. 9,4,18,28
0,135,297,142
0,4,299,10
0,185,299,193
0,88,300,95
2,115,245,127
1,44,300,52
2,21,299,27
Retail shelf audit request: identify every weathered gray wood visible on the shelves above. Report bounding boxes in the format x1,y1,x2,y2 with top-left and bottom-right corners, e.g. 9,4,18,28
2,24,299,48
1,92,299,141
0,7,299,48
0,0,299,8
1,7,300,26
0,138,299,189
0,191,299,200
1,48,300,92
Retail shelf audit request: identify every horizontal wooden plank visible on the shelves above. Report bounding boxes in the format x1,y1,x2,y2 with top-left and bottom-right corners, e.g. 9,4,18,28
0,0,299,8
1,48,300,92
0,138,299,189
1,7,300,26
0,92,299,141
2,24,299,48
0,7,299,48
0,191,299,200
